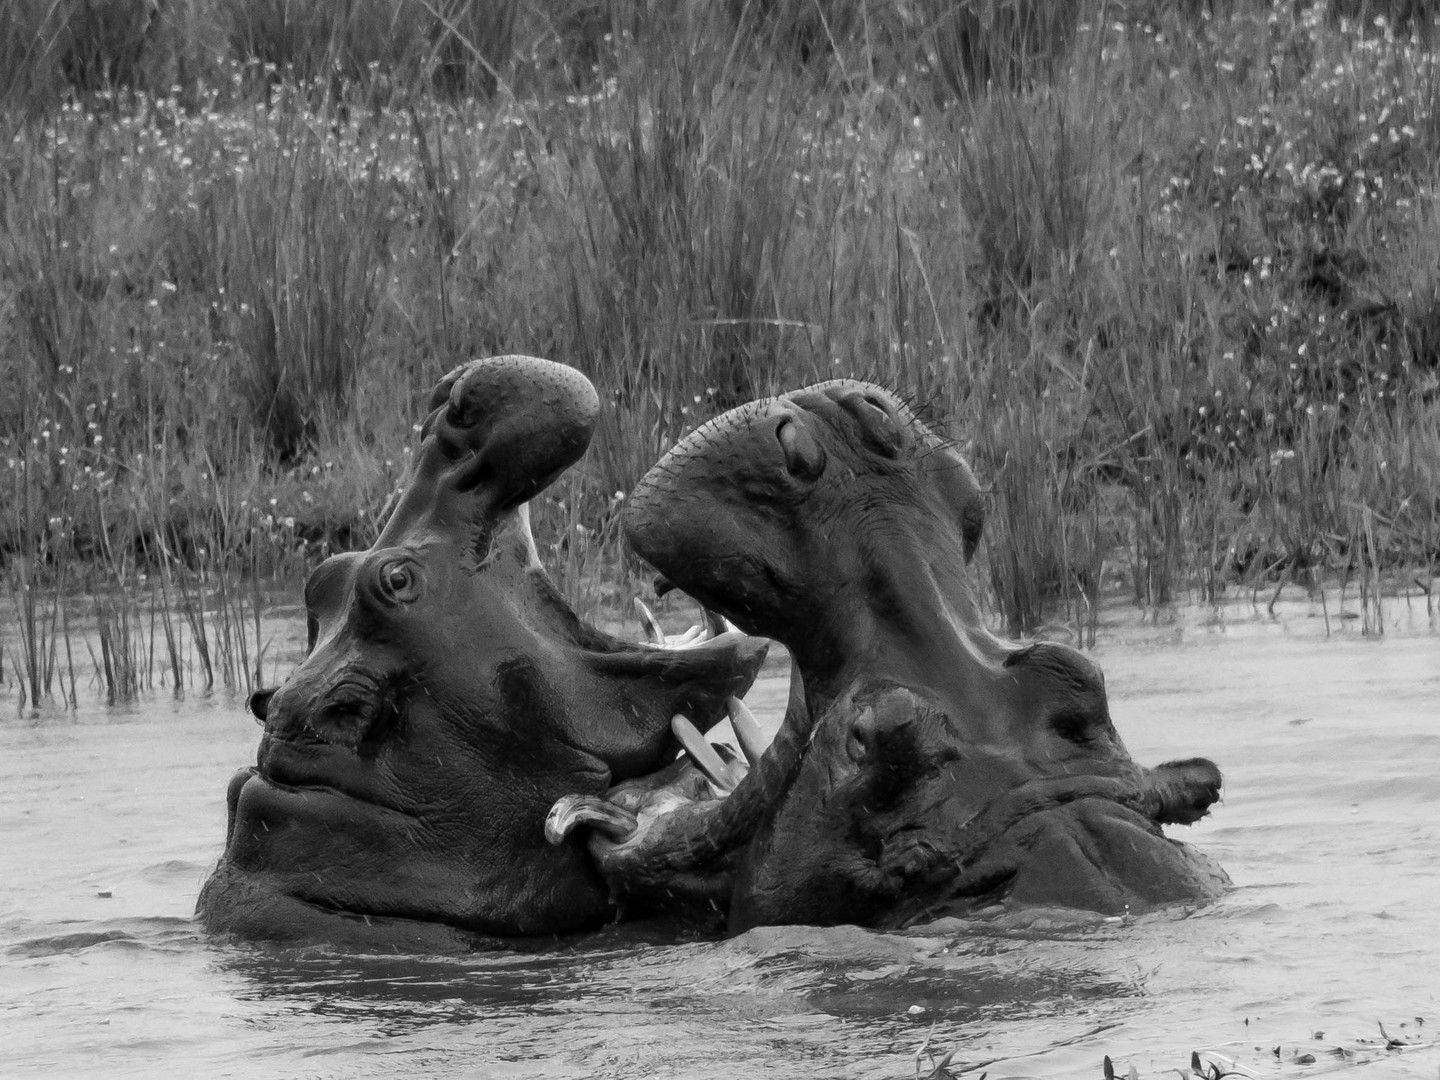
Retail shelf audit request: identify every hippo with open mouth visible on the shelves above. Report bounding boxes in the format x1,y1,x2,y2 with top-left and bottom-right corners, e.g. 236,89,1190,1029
548,380,1229,930
196,356,765,948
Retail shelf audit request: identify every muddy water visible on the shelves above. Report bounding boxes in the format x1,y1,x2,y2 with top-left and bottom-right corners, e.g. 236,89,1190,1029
3,597,1438,1079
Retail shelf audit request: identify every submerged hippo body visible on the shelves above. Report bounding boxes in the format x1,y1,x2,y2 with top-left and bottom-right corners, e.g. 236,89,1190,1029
197,357,764,947
553,381,1227,930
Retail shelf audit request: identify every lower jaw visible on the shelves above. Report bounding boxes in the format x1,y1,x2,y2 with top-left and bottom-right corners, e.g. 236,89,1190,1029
196,861,492,952
210,777,619,940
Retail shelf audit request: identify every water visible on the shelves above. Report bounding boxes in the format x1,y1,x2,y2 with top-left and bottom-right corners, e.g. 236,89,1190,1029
4,595,1439,1079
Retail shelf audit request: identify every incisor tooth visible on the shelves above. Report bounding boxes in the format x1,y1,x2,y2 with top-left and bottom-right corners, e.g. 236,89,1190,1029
672,624,705,647
727,696,770,766
672,715,737,793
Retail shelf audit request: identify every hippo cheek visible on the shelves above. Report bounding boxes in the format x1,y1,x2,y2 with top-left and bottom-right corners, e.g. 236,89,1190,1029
221,735,617,938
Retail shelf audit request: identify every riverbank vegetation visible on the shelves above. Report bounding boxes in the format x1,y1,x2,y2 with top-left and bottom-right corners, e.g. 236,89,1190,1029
4,0,1439,706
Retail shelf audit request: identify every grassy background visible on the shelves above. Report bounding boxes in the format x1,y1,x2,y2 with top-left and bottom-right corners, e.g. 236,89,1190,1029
3,0,1439,705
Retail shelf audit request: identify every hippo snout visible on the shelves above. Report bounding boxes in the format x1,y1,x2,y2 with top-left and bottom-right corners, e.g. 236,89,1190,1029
263,671,393,755
846,686,930,764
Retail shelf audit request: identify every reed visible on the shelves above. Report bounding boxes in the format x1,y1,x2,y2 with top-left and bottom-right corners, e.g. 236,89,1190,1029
5,0,1440,712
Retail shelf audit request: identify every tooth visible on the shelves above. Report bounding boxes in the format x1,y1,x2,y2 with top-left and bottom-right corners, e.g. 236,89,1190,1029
545,794,640,844
516,503,543,571
711,743,750,788
727,696,770,766
672,715,738,793
702,628,746,650
672,624,705,647
702,608,728,637
634,598,666,645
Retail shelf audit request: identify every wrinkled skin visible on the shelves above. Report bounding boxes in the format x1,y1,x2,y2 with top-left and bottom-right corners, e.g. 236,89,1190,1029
197,357,764,948
557,380,1227,930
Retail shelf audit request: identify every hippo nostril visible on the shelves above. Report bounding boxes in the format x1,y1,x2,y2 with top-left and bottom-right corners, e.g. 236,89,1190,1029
776,415,826,480
835,387,903,455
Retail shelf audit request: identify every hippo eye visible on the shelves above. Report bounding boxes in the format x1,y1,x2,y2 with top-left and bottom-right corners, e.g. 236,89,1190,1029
1049,708,1095,745
377,560,421,604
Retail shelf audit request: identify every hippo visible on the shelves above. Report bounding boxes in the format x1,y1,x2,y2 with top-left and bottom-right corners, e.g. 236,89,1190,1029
547,380,1228,930
196,356,765,948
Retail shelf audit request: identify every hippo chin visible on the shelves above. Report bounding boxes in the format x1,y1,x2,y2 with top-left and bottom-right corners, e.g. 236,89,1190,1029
548,380,1228,930
197,357,765,947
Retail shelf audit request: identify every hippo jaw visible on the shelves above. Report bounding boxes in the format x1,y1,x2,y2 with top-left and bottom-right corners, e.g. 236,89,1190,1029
727,683,1227,931
548,380,1226,929
198,357,766,945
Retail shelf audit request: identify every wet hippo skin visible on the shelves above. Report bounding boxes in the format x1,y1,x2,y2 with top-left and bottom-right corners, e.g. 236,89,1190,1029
551,380,1227,930
197,357,765,947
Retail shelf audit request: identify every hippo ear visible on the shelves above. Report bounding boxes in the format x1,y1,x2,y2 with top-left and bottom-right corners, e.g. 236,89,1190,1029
382,357,599,548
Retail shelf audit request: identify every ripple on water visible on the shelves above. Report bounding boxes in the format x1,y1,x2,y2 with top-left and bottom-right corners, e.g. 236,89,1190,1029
2,609,1439,1078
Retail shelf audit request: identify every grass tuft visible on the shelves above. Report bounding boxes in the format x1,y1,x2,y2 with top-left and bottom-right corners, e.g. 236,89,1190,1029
4,0,1440,706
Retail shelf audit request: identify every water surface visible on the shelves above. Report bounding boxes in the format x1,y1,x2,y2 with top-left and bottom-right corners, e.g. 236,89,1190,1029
4,595,1438,1078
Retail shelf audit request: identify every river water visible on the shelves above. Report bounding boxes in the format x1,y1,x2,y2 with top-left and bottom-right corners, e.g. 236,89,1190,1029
3,593,1438,1079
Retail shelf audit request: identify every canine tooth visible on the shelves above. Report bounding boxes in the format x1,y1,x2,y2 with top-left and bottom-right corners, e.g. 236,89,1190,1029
634,598,666,645
516,503,544,571
672,715,738,793
702,607,729,638
672,624,706,647
727,696,770,766
545,794,640,844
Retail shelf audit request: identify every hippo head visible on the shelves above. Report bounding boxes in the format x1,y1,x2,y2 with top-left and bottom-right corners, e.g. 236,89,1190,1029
550,380,1226,930
198,357,765,947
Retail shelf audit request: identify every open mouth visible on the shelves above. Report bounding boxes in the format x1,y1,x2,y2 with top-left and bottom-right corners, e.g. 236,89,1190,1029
543,600,815,897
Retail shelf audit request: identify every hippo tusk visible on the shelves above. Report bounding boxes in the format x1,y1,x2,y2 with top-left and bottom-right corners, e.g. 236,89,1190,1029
727,696,770,766
634,597,666,645
672,715,744,793
542,657,815,887
634,657,814,870
545,795,640,844
651,655,814,870
702,607,731,638
515,502,544,571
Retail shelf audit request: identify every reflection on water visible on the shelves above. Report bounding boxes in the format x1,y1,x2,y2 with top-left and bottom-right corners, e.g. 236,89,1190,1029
3,595,1439,1078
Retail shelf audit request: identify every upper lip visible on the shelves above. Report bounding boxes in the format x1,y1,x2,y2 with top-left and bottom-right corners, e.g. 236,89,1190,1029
255,732,415,816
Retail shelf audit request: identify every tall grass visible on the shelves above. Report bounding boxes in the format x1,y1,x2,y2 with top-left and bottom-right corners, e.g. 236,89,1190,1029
4,0,1440,712
222,96,393,461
